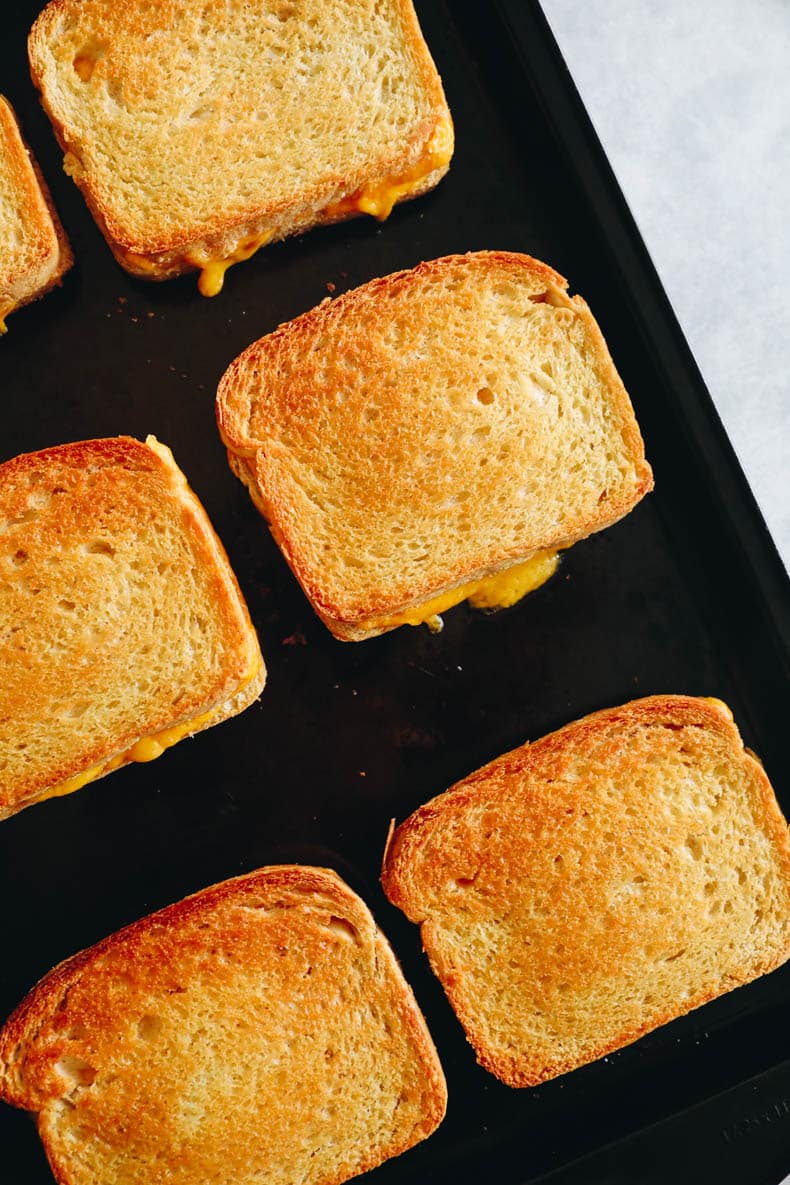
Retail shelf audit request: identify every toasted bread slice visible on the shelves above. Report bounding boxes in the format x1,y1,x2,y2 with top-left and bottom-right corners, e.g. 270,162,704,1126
0,95,71,332
217,252,653,640
0,865,447,1185
28,0,452,295
0,436,264,820
382,696,790,1087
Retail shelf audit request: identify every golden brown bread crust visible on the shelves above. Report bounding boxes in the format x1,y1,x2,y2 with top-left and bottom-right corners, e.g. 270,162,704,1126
217,251,653,639
28,0,452,282
0,436,264,819
0,865,447,1185
0,95,72,319
382,696,790,1087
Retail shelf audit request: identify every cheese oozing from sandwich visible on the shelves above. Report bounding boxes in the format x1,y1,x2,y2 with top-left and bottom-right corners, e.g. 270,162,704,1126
379,550,559,633
34,659,261,804
325,116,454,222
0,301,15,334
191,231,275,298
193,117,453,293
118,232,274,297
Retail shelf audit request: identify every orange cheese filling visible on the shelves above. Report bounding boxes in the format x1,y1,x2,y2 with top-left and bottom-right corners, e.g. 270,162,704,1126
379,550,559,633
190,231,274,298
36,708,219,804
0,301,15,334
35,661,260,804
119,231,274,297
325,116,454,222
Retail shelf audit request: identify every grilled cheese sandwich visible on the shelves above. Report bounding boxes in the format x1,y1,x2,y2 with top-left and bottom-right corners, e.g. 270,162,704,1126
0,437,265,820
0,866,448,1185
217,252,653,641
29,0,452,293
382,696,790,1087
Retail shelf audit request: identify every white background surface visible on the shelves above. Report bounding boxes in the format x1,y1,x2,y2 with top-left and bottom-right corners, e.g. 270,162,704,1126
545,18,789,1183
541,0,790,572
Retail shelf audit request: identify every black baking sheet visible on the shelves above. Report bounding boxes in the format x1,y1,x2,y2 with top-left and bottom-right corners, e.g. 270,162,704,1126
2,2,790,1182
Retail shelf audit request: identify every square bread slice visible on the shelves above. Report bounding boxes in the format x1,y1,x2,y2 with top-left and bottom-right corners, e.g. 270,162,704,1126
381,695,790,1087
0,436,264,819
217,251,653,640
0,866,447,1185
28,0,452,294
0,95,71,333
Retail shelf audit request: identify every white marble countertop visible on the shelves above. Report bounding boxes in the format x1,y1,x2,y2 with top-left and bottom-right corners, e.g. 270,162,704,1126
541,0,790,573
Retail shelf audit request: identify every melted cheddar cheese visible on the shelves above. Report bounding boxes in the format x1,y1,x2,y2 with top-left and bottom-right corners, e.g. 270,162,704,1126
190,231,274,298
379,550,559,633
467,551,560,608
0,301,15,335
119,231,273,297
36,709,217,804
40,755,126,801
325,116,454,223
36,661,261,803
